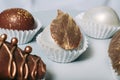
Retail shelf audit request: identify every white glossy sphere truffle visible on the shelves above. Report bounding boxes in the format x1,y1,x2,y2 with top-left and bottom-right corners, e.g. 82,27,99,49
83,6,120,26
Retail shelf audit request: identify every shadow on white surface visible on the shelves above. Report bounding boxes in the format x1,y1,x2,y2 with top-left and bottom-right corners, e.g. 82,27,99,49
74,45,93,62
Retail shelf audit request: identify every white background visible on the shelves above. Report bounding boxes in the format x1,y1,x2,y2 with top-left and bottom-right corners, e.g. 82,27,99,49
0,0,120,17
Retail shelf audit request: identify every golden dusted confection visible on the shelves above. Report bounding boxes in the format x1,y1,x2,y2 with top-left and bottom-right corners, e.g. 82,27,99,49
109,30,120,75
0,8,36,30
0,34,46,80
50,10,82,50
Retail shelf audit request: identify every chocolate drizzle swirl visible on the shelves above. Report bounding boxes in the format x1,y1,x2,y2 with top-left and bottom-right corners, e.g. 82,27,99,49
27,55,46,80
0,34,46,80
0,34,16,80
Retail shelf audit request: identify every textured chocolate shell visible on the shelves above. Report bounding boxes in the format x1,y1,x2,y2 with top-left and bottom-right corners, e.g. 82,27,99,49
109,30,120,75
50,10,82,50
27,55,46,80
0,34,46,80
0,8,36,30
13,48,29,80
0,34,16,80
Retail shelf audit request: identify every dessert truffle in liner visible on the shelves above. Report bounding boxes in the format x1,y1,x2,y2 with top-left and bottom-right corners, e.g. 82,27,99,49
75,6,120,39
0,34,46,80
0,8,42,44
37,10,88,63
108,30,120,79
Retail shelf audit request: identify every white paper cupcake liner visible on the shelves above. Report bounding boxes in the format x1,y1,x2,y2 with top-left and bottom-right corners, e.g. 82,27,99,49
36,25,88,63
75,12,120,39
0,18,42,44
108,58,120,80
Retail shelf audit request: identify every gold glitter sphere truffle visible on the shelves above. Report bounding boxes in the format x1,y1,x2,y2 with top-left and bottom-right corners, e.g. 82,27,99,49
0,8,36,30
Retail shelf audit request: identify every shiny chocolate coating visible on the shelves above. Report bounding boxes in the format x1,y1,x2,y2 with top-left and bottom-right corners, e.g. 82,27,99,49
24,46,32,54
0,8,36,30
13,48,29,80
0,34,46,80
11,38,18,46
0,34,16,80
27,55,46,80
0,34,7,42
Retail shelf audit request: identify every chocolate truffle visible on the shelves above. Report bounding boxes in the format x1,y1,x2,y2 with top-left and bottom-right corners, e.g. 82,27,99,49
0,8,36,30
0,34,46,80
50,10,82,50
109,30,120,75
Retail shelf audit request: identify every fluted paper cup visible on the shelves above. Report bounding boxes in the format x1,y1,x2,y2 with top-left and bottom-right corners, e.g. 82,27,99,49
0,18,42,44
75,12,120,39
36,26,88,63
108,58,120,80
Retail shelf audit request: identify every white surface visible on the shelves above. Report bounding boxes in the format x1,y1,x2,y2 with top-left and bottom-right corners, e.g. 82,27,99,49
0,0,108,12
1,0,120,17
18,10,114,80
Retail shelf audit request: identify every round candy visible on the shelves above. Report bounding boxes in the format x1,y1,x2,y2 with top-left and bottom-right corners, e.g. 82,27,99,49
0,8,36,30
83,6,120,26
